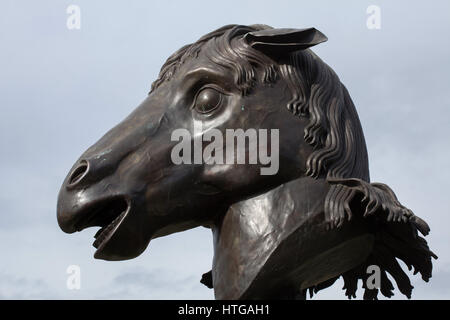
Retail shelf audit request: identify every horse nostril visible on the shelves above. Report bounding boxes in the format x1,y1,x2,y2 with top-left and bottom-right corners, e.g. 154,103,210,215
68,160,89,186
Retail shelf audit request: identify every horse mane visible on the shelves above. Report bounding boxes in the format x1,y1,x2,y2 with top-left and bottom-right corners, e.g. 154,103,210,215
279,34,436,299
151,25,436,299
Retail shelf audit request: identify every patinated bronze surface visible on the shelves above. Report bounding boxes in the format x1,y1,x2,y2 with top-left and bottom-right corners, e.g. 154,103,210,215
57,24,436,299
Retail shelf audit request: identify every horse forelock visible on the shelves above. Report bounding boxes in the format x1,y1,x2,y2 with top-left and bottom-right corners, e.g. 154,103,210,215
149,24,277,94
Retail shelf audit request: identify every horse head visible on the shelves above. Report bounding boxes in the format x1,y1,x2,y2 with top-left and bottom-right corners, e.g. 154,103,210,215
57,24,436,299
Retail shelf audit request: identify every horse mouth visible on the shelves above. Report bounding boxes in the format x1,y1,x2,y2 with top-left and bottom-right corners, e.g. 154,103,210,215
73,197,130,252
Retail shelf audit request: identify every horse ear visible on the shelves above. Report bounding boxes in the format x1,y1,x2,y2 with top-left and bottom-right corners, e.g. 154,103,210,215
244,27,327,57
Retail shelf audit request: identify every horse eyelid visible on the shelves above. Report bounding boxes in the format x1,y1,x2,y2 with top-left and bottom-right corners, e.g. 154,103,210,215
198,83,229,96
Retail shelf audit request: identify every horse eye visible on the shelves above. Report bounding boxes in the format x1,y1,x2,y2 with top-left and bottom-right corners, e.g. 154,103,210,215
194,88,222,114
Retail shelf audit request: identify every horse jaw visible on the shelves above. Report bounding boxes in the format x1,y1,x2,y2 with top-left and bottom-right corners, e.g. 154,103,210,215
210,176,374,299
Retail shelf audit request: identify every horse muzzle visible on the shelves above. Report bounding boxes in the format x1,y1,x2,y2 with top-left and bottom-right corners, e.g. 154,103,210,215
57,157,149,260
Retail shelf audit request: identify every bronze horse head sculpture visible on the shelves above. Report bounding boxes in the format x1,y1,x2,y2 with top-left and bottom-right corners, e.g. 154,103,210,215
57,24,436,299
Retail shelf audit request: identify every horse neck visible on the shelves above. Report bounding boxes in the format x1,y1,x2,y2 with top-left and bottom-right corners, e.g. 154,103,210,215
211,176,330,299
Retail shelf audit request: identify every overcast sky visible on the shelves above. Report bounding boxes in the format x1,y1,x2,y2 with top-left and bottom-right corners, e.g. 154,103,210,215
0,0,449,299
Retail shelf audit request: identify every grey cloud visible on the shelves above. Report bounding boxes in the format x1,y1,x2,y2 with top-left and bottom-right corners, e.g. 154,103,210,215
95,268,206,299
0,272,56,299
